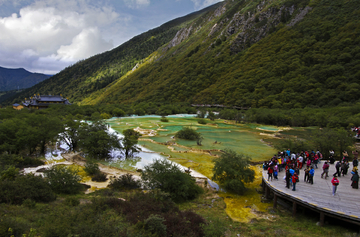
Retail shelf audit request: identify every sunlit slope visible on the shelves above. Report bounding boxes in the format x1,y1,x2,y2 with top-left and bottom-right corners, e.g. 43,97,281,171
86,0,360,108
4,3,221,105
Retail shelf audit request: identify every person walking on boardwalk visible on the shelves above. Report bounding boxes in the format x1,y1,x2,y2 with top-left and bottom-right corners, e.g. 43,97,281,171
273,164,278,180
321,162,329,179
334,161,341,177
292,172,299,191
285,169,291,189
353,156,358,168
298,155,304,169
304,166,310,182
351,171,359,189
309,166,315,184
331,175,339,196
267,165,274,181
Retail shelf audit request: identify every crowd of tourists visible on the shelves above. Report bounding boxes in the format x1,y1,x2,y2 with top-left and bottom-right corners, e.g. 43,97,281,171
263,149,359,196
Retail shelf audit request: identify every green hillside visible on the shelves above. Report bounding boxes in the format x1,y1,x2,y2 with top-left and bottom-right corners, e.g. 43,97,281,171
2,3,220,105
4,0,360,108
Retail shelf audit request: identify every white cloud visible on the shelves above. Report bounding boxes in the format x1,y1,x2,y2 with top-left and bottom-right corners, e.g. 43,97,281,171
0,0,224,74
57,28,113,60
123,0,150,9
0,0,119,74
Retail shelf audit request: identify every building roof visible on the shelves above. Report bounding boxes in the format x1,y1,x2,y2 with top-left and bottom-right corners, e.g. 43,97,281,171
36,95,64,102
22,95,71,108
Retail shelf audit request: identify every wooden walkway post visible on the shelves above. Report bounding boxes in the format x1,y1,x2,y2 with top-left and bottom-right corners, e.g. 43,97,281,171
265,185,270,199
262,179,265,192
292,202,297,217
273,193,278,209
319,212,325,226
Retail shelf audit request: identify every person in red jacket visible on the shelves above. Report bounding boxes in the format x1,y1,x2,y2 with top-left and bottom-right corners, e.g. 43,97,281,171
331,175,339,196
267,165,274,181
292,173,299,191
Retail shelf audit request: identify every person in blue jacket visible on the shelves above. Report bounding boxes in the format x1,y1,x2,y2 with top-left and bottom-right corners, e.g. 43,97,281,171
309,166,315,184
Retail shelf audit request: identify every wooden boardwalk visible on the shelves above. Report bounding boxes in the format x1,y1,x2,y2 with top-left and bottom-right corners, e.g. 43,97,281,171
262,162,360,225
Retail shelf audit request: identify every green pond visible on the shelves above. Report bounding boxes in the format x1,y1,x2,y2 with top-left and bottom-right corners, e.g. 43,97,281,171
105,115,315,222
106,116,279,177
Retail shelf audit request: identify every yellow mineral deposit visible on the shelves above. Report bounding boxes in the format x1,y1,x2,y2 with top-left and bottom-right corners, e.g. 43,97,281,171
218,166,272,223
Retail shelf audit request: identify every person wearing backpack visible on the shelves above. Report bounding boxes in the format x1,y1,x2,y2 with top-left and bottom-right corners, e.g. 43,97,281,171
292,173,299,191
321,162,329,179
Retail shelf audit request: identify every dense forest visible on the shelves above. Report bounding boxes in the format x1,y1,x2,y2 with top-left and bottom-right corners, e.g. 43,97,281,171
3,0,360,109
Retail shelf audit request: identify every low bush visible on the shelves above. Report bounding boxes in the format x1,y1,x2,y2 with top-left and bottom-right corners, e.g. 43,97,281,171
91,172,108,182
22,199,36,209
64,197,80,206
197,118,207,124
45,165,82,194
0,154,44,172
144,214,167,236
141,159,203,202
84,162,101,176
175,127,201,140
105,191,206,237
0,174,56,204
160,116,169,122
109,174,141,190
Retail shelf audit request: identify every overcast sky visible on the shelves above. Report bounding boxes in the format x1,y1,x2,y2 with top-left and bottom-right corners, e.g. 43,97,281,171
0,0,222,74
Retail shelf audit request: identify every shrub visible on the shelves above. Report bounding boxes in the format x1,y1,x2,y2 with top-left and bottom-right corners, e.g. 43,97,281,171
0,154,44,172
197,118,207,124
201,218,226,237
22,199,36,209
144,214,167,236
91,172,108,182
64,197,80,206
109,174,141,190
84,162,101,176
207,111,216,121
0,174,56,204
141,159,203,202
160,116,169,122
45,165,82,194
0,166,19,181
212,149,255,194
104,191,206,237
100,113,112,119
175,127,201,140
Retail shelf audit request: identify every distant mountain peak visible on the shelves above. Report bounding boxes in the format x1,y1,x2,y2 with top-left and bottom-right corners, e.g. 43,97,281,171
0,66,51,92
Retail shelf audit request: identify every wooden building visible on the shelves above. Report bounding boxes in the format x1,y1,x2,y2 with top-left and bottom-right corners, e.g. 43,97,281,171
22,95,71,109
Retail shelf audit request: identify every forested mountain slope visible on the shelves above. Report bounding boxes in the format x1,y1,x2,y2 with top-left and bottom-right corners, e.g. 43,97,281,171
5,0,360,108
3,3,220,104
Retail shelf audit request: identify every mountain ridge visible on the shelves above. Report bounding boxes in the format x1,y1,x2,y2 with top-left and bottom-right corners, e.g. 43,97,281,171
3,0,360,109
0,66,51,92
